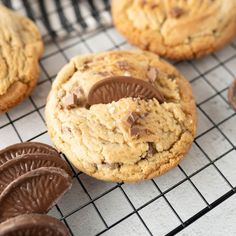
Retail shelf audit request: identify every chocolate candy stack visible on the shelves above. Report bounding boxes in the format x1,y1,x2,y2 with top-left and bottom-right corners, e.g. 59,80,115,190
0,142,72,236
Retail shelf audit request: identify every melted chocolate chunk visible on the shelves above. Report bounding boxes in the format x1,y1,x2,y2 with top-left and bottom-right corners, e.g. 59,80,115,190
0,142,59,167
126,112,140,126
0,214,69,236
87,76,165,105
228,79,236,111
130,127,150,138
148,143,157,156
170,7,184,18
0,167,72,223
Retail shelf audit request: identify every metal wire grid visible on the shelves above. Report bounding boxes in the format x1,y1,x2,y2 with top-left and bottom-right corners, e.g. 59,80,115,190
0,1,236,235
1,0,111,40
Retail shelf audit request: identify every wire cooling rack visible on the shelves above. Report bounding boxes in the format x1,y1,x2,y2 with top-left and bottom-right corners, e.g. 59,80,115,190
0,1,236,235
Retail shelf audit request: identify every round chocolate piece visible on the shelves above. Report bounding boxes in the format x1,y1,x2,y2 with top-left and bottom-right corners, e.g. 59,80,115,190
0,142,59,167
228,79,236,111
0,167,72,223
0,214,69,236
87,76,165,105
0,154,73,195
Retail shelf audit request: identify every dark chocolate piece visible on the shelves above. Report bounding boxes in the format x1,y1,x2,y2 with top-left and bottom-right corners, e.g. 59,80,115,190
0,142,59,167
87,76,165,105
0,167,72,223
0,214,69,236
126,112,140,126
0,154,73,195
148,143,157,156
130,127,141,137
64,93,78,109
228,79,236,111
170,7,184,18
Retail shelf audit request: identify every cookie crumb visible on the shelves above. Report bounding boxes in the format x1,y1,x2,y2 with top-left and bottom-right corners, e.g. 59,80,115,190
228,79,236,111
64,94,78,109
170,7,184,18
147,67,157,82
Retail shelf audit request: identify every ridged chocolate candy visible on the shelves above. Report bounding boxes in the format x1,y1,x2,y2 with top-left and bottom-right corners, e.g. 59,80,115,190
0,154,72,195
0,214,69,236
88,76,165,105
0,167,72,223
0,142,59,167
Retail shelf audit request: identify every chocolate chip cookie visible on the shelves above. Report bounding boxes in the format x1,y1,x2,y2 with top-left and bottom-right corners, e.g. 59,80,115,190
0,5,44,113
45,50,197,182
112,0,236,60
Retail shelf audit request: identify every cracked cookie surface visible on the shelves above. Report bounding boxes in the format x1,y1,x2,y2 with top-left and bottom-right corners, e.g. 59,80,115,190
0,5,44,113
45,50,197,182
112,0,236,60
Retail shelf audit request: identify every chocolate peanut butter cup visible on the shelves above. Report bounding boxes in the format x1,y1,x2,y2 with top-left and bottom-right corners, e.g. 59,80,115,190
0,214,69,236
0,142,59,167
88,76,165,105
0,154,72,195
0,167,72,223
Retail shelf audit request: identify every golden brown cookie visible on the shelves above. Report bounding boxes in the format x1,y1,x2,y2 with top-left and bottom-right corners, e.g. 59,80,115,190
112,0,236,60
0,5,44,113
45,50,197,182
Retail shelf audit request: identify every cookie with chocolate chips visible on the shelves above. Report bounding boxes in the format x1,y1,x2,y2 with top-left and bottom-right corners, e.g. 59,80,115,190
112,0,236,60
0,5,44,113
45,50,197,182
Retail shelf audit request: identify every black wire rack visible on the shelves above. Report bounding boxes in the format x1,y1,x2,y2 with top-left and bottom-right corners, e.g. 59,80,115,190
1,0,111,40
0,1,236,236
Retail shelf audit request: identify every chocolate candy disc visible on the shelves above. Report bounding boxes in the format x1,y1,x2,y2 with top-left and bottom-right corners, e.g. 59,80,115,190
0,142,59,167
228,79,236,111
0,154,73,195
0,167,72,223
87,76,165,105
0,214,69,236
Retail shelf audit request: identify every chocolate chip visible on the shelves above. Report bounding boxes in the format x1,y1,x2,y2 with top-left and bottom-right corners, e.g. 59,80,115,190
130,127,150,138
147,67,157,82
64,94,78,109
170,7,184,18
130,127,141,137
0,214,70,236
228,79,236,111
108,163,121,169
126,112,140,126
117,61,129,70
148,142,156,156
151,3,158,9
87,76,165,105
